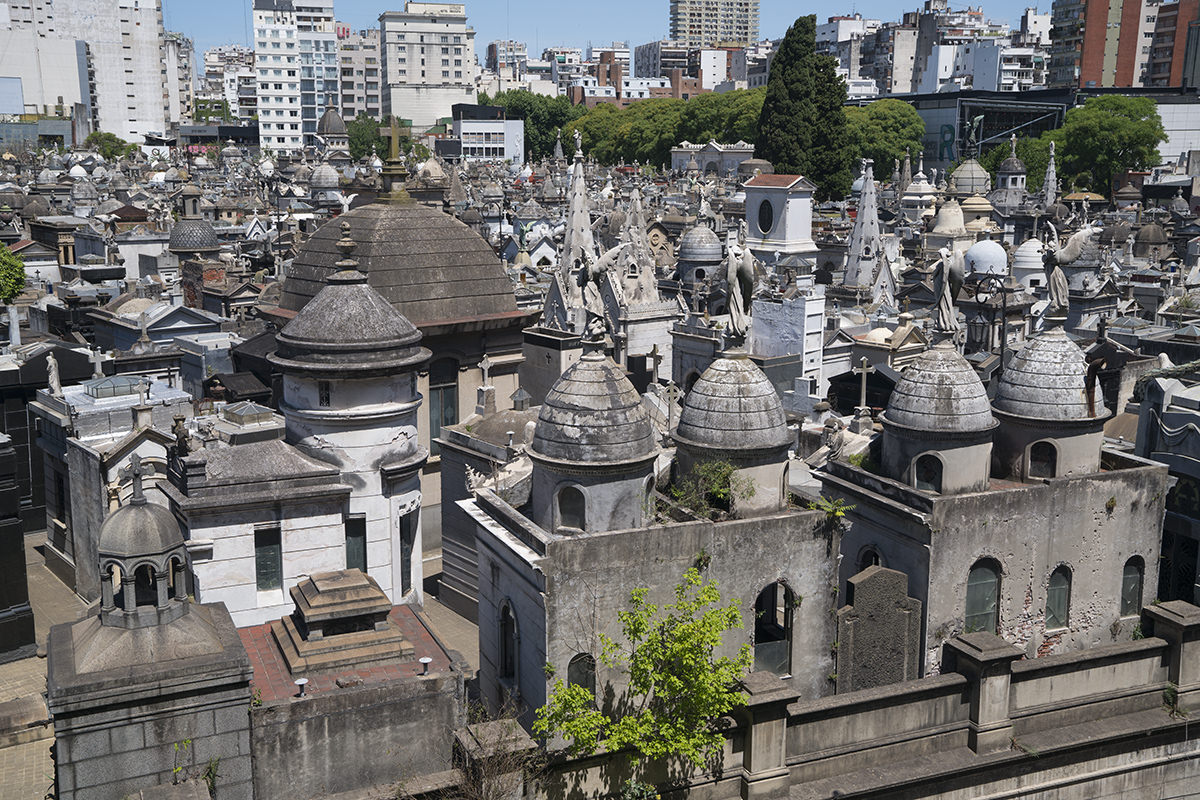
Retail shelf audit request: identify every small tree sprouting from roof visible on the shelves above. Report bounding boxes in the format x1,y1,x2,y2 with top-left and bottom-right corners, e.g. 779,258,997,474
534,567,751,769
0,244,24,305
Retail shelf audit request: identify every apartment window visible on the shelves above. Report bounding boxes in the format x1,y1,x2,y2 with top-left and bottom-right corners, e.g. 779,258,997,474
254,527,282,591
345,516,366,572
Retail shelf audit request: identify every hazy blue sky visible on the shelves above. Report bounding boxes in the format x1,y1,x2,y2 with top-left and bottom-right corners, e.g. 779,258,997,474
165,0,1042,62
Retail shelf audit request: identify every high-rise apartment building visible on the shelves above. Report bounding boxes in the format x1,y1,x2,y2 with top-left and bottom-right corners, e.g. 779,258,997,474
486,40,528,80
253,0,337,154
337,26,382,120
164,33,196,126
4,0,169,141
1049,0,1160,87
1148,0,1200,86
198,45,257,124
379,2,476,130
669,0,759,47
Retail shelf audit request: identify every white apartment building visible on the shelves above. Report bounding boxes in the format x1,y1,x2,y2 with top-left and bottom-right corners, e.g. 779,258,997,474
544,47,585,90
486,39,528,80
0,16,89,118
379,2,476,131
453,108,523,162
337,25,382,120
199,46,256,124
4,0,168,142
254,0,337,154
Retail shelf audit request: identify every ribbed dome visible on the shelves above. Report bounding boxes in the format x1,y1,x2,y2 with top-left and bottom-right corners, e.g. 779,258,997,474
530,350,657,466
951,158,991,195
964,239,1007,274
1100,222,1131,245
1136,222,1167,244
1013,237,1044,271
677,225,723,263
993,327,1101,421
311,163,339,189
883,343,996,433
271,228,427,376
168,218,220,254
675,355,790,452
98,501,184,561
932,198,966,234
317,108,347,136
998,155,1026,174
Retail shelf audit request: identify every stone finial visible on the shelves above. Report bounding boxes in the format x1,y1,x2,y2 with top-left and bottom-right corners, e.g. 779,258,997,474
334,221,360,272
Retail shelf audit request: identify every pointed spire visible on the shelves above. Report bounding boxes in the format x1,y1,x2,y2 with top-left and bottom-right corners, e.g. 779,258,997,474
1043,139,1058,208
845,159,882,289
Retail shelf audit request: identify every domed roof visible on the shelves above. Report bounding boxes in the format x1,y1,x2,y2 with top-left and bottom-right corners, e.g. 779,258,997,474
311,162,339,189
998,155,1026,175
677,224,723,263
932,198,966,234
964,239,1007,274
1135,222,1167,244
271,223,428,376
883,343,996,434
993,327,1104,421
168,218,220,254
530,349,658,466
98,498,184,561
961,193,994,214
1100,221,1131,245
1013,237,1045,270
317,108,347,136
674,355,790,452
951,158,991,195
282,201,518,327
68,164,87,179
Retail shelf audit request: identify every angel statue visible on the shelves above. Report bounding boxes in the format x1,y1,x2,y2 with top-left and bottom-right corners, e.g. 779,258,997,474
726,236,755,341
934,246,964,335
578,242,629,341
1042,222,1099,314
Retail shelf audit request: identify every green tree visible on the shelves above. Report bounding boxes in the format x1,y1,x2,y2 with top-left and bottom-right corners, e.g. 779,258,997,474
1052,95,1165,194
755,14,852,199
83,131,138,161
484,90,585,161
0,244,25,305
845,99,926,175
534,567,751,769
347,113,386,160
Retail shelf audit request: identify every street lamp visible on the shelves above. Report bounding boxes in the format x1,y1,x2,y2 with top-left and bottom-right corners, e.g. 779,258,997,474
974,274,1013,373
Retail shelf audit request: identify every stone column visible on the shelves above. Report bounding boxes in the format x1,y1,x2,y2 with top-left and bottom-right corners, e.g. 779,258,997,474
942,632,1023,754
1144,601,1200,710
454,720,538,800
739,671,800,800
121,574,137,613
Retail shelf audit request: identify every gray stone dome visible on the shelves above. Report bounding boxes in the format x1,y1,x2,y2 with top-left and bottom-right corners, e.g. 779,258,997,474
168,218,220,254
1136,222,1167,245
98,500,184,561
998,155,1026,175
674,355,790,452
883,343,996,433
271,225,428,377
311,163,339,190
964,239,1007,274
677,225,723,263
993,327,1101,421
530,350,657,466
317,107,347,137
951,158,991,196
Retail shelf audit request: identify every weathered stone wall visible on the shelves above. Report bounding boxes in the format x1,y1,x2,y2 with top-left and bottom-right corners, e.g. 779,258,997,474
248,671,465,800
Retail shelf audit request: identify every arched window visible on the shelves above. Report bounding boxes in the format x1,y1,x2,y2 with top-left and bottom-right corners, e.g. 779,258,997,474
499,603,517,681
753,582,793,676
914,454,943,493
966,560,1001,633
567,653,596,696
1029,440,1058,479
858,547,881,572
134,564,156,607
429,358,459,456
1121,557,1144,617
557,486,586,531
1046,566,1071,630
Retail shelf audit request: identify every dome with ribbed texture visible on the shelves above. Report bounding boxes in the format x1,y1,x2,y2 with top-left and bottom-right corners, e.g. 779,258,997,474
675,355,790,452
883,343,996,433
530,350,657,466
677,225,723,263
993,327,1102,421
951,158,991,196
311,163,339,190
99,500,184,561
168,218,220,254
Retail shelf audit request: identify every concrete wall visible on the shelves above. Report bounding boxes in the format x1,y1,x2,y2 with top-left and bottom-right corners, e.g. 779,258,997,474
249,671,465,800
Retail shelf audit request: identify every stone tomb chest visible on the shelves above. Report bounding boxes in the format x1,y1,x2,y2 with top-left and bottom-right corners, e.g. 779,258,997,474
271,569,414,675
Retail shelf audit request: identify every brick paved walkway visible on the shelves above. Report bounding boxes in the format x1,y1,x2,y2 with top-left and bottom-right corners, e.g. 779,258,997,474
0,739,54,800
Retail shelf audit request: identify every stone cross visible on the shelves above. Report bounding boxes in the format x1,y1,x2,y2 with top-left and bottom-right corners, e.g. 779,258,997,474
89,347,104,379
649,344,662,382
119,453,150,505
480,353,492,386
666,381,679,431
853,357,874,410
138,377,149,405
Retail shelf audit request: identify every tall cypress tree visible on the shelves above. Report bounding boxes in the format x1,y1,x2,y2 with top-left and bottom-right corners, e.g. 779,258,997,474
754,14,852,200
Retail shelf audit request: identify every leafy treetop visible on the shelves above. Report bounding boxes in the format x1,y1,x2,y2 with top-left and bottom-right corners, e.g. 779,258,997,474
0,244,25,305
534,567,751,769
83,131,139,161
845,99,926,177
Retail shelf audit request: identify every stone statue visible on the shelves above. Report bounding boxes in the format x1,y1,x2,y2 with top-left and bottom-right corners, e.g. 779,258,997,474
1042,222,1099,314
573,128,583,157
578,242,628,340
822,417,845,462
933,247,963,335
46,351,61,396
726,235,755,341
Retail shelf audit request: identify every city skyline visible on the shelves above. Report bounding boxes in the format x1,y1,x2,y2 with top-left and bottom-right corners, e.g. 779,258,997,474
165,0,1046,64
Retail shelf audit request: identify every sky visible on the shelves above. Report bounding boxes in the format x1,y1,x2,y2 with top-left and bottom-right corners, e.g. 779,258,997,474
165,0,1042,63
